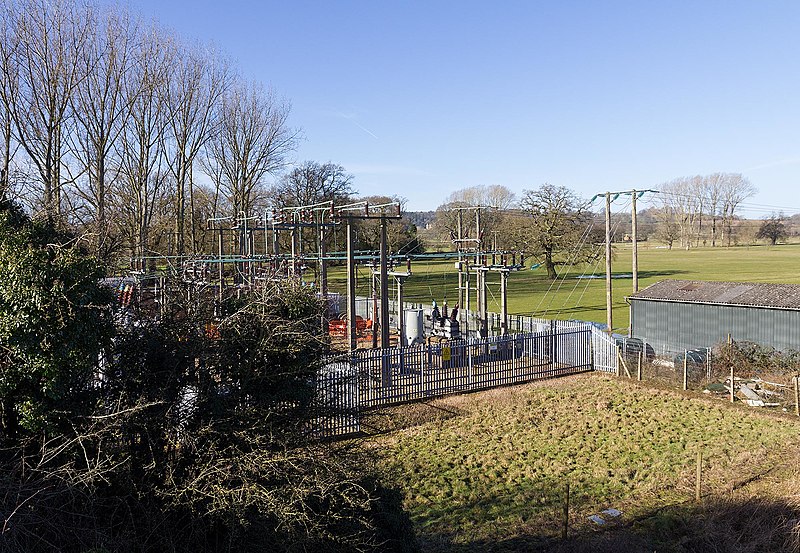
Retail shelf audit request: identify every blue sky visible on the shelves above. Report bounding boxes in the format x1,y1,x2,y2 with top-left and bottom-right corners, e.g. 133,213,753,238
125,0,800,216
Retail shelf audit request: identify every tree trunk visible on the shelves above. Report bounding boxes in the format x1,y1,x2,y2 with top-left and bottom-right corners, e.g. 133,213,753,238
545,247,557,280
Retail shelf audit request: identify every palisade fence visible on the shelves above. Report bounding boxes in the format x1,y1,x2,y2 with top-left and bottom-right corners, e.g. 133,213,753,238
314,305,619,437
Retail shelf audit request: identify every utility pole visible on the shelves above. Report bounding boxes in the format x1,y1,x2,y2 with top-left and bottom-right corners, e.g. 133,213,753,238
333,201,402,387
632,189,639,293
347,221,357,353
591,189,656,334
457,209,464,317
380,216,389,350
605,192,613,333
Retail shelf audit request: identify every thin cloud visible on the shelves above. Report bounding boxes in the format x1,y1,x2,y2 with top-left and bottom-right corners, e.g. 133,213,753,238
347,163,432,177
741,156,800,172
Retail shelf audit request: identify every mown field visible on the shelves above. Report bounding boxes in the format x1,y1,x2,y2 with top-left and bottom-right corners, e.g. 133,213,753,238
328,242,800,332
369,373,800,552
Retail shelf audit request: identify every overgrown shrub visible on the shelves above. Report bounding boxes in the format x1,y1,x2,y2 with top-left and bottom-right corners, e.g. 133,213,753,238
0,201,416,552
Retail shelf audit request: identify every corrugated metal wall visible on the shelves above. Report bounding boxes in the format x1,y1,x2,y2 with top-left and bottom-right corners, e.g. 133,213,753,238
631,300,800,354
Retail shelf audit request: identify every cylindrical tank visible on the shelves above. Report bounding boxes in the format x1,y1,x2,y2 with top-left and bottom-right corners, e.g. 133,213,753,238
404,308,424,345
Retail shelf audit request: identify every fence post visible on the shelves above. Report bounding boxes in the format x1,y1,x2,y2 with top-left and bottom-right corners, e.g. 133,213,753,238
695,449,703,502
468,339,473,388
683,350,688,391
562,482,570,540
794,375,799,417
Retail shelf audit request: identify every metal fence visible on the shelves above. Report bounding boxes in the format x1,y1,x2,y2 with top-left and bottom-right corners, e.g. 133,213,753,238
315,321,619,437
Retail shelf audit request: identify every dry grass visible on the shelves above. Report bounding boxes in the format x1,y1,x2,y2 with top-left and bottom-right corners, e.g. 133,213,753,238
372,373,800,552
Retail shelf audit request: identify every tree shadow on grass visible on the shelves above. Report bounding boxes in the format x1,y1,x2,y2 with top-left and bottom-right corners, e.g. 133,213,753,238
421,496,800,553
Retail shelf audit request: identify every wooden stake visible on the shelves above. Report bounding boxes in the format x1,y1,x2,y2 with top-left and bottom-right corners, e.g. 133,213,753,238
730,366,735,403
562,482,570,540
794,375,799,417
695,450,702,502
637,350,642,381
618,350,631,378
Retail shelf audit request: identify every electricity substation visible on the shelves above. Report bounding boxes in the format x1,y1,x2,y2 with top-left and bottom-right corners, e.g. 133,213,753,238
118,201,618,436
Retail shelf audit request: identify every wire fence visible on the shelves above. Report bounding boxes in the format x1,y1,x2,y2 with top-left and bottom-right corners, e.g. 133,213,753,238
614,337,800,415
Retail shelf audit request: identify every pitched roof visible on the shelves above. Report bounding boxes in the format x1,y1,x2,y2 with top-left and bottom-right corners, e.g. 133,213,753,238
629,280,800,310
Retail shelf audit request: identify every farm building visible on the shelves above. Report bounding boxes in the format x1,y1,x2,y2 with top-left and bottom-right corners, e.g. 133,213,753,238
628,279,800,354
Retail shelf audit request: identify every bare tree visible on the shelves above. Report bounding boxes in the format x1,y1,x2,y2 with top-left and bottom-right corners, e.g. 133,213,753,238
705,172,726,247
653,205,681,248
114,25,172,269
519,184,596,279
657,176,702,249
720,173,756,246
5,0,94,222
433,184,515,248
270,160,354,208
203,80,297,218
0,0,19,201
165,43,229,256
68,6,136,256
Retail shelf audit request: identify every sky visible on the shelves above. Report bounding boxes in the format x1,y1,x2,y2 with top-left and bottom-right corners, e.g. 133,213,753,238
123,0,800,217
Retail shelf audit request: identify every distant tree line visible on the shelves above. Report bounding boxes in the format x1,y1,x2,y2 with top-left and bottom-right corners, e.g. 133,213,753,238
651,173,756,249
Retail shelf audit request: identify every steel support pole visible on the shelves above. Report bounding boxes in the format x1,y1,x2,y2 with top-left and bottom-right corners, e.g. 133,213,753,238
347,220,357,353
217,227,224,304
397,277,405,346
500,271,508,335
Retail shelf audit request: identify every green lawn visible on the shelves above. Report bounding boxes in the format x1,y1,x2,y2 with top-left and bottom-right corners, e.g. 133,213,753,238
327,243,800,333
373,374,800,552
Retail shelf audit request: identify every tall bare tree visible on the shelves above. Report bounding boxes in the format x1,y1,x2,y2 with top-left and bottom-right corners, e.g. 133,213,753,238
114,25,172,269
719,173,756,246
165,43,229,256
270,161,354,208
433,184,515,248
5,0,94,222
69,7,135,256
705,172,725,247
0,0,18,200
657,173,756,248
203,80,296,218
519,184,597,279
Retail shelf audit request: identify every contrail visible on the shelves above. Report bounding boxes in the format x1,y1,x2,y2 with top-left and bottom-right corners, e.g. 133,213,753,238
335,110,379,140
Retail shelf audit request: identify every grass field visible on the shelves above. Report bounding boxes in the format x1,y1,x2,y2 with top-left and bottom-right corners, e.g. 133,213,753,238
370,373,800,552
327,242,800,333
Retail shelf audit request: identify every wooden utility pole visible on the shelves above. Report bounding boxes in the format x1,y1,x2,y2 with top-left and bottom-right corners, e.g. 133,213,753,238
591,189,656,334
380,216,390,350
632,189,639,293
605,192,613,333
457,209,464,320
